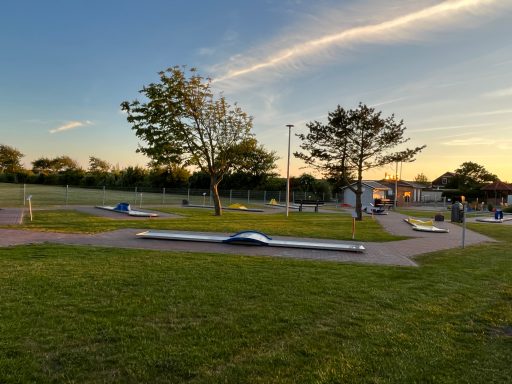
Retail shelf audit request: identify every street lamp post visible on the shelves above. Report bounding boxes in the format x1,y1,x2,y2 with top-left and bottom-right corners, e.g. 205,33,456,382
394,161,398,210
286,124,294,217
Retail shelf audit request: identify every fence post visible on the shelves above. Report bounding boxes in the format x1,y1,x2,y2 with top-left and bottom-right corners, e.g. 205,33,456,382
187,188,190,202
102,186,106,206
263,191,266,204
65,185,69,206
162,187,166,204
278,191,281,203
229,189,232,204
134,186,137,203
248,190,250,204
27,195,33,221
139,192,143,208
23,184,26,206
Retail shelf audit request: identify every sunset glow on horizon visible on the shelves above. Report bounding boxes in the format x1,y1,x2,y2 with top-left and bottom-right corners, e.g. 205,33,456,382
1,0,511,182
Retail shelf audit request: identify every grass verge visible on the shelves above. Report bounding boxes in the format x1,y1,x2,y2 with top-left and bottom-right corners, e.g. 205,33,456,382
0,239,510,383
6,207,404,242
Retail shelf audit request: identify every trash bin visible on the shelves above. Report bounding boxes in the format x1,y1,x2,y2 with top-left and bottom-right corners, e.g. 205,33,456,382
451,202,463,223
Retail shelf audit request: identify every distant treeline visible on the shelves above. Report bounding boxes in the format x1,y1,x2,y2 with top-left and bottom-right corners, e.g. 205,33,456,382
0,144,335,197
0,164,335,198
0,165,276,189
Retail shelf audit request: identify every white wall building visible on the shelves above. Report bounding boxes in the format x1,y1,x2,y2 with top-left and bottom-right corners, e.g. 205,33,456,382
340,181,391,207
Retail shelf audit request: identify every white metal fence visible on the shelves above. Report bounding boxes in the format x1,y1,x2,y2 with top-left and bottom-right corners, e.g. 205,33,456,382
0,183,328,208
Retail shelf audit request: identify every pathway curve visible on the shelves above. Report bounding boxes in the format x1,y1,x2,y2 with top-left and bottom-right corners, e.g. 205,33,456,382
0,208,497,267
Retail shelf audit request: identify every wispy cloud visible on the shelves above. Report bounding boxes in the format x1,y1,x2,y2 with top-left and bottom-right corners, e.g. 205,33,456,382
467,108,512,117
441,137,512,149
371,97,408,108
497,142,512,150
197,47,216,56
442,137,496,146
49,120,93,134
482,86,512,98
413,123,490,134
214,0,501,83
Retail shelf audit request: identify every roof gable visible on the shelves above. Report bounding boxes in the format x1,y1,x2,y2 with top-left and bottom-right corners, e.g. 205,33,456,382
340,180,389,190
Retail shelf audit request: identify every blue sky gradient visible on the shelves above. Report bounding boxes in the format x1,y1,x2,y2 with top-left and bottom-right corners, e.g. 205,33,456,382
2,0,511,181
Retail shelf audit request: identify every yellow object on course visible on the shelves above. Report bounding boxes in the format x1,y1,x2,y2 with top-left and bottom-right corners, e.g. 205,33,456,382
407,218,433,227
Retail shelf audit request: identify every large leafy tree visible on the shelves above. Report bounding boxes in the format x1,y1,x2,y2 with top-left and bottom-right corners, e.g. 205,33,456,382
32,155,80,174
0,144,24,174
88,156,111,174
297,173,316,194
52,156,80,173
296,103,425,220
414,172,430,186
121,66,254,215
452,161,498,193
86,156,112,185
32,157,54,175
148,165,190,188
120,166,147,187
226,137,279,188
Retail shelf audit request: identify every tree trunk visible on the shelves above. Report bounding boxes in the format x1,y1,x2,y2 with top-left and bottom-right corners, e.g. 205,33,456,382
355,172,364,220
211,175,222,216
355,187,363,221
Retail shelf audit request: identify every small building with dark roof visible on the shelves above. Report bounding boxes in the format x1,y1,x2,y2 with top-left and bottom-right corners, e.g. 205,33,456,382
340,181,391,207
481,180,512,205
432,172,455,189
379,180,428,206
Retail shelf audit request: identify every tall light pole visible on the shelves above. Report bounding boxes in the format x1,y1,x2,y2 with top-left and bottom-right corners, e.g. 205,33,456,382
394,160,398,210
286,124,294,217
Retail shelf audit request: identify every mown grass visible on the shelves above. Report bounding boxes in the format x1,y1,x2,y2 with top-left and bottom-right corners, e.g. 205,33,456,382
0,234,510,383
396,207,451,220
8,207,404,242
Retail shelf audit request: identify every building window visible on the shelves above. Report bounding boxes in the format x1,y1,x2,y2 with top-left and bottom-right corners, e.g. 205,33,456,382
442,177,447,185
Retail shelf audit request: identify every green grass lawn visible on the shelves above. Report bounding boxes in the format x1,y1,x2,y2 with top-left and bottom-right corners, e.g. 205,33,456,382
8,207,404,242
0,237,510,383
0,209,511,382
395,207,452,220
0,182,189,207
0,182,277,208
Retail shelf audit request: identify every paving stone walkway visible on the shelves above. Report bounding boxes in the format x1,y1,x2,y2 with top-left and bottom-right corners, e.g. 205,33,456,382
0,208,24,225
0,207,497,267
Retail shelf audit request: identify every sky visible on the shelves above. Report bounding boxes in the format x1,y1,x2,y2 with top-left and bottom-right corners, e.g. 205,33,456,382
1,0,512,182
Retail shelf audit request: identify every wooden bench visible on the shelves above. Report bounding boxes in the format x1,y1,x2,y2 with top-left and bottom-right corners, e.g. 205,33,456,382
294,200,325,212
374,198,393,210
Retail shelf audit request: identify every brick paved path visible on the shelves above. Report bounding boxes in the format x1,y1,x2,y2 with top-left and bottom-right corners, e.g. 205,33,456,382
0,208,24,225
363,212,496,265
0,208,496,267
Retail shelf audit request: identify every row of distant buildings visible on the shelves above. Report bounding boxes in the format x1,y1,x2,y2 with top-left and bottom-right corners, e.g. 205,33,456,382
340,172,512,207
